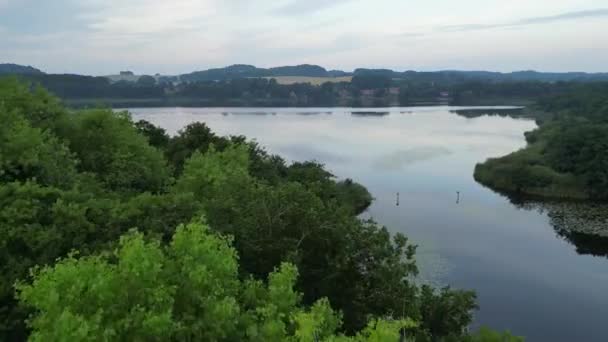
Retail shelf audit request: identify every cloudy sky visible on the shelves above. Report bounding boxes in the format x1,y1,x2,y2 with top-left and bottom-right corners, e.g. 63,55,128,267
1,0,607,75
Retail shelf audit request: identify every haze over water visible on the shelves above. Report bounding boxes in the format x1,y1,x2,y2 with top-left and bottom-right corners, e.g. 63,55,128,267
130,106,608,342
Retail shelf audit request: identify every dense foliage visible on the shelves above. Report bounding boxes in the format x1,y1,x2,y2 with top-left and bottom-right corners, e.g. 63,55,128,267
1,78,521,341
17,222,419,341
7,67,608,108
475,83,608,200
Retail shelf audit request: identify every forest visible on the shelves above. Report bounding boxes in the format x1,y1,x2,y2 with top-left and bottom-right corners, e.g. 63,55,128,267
474,83,608,200
4,64,607,108
0,77,524,341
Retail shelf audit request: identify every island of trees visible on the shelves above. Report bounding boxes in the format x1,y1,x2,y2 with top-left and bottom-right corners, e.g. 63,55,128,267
474,82,608,200
0,77,523,341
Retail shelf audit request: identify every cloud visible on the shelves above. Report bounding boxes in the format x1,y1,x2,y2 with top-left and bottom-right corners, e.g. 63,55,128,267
398,32,426,38
521,8,608,24
440,8,608,32
80,0,215,35
273,0,354,15
2,1,607,74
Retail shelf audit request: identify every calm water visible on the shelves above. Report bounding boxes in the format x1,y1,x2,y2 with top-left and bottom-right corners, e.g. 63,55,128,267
129,107,608,342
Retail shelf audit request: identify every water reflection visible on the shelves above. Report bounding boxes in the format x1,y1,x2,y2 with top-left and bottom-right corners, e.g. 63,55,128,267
560,231,608,257
295,111,332,115
351,111,389,116
128,106,608,342
494,192,608,258
229,111,274,115
451,108,527,118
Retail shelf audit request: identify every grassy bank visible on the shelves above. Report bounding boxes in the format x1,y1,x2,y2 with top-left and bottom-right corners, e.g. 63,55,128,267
474,82,608,201
474,148,588,200
474,120,607,200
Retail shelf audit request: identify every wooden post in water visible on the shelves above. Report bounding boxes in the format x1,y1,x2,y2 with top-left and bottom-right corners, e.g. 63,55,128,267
396,192,400,206
456,191,460,204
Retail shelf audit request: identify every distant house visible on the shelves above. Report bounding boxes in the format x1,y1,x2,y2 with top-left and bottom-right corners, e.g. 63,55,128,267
360,89,375,96
388,87,400,95
120,71,135,76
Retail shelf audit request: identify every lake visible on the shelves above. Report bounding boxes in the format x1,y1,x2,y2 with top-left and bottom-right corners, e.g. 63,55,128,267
129,106,608,342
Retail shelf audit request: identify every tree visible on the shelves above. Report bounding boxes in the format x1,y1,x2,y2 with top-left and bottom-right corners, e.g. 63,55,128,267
0,181,117,340
135,119,170,149
58,109,170,194
0,79,504,340
0,108,77,188
174,146,475,337
351,75,392,90
174,143,252,200
0,77,67,132
18,222,418,341
166,122,228,174
136,75,157,87
111,191,204,242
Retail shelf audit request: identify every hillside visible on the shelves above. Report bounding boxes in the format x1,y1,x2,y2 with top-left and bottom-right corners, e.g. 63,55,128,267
180,64,334,82
2,62,607,83
0,63,44,75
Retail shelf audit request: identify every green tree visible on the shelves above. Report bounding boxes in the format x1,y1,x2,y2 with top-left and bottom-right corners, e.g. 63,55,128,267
18,222,417,341
0,108,77,188
174,143,251,199
111,192,204,242
174,146,475,337
0,181,116,339
166,122,228,174
0,79,505,340
135,119,170,150
0,77,67,132
58,109,170,194
136,75,157,87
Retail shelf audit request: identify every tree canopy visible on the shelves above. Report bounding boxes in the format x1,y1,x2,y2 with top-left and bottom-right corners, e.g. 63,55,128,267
18,221,420,341
475,83,608,200
0,77,522,341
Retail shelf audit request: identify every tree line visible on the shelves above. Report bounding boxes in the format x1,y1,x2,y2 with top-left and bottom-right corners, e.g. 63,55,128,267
11,72,607,108
474,82,608,200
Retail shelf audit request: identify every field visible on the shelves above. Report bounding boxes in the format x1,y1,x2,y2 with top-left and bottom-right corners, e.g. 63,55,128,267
264,76,352,85
104,74,141,83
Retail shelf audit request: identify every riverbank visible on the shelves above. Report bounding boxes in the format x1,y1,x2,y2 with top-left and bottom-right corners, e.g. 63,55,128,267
474,82,608,201
473,148,589,200
474,119,607,200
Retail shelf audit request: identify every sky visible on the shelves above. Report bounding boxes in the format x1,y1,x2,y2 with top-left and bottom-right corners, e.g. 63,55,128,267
0,0,607,75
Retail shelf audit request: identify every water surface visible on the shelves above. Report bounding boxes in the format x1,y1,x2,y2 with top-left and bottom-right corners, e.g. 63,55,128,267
129,107,608,342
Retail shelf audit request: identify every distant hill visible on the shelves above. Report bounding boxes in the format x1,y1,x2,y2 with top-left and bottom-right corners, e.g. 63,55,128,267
2,62,607,83
269,64,328,77
504,70,608,82
181,65,608,83
181,64,338,82
180,64,270,82
0,63,44,75
352,68,608,82
3,62,607,86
